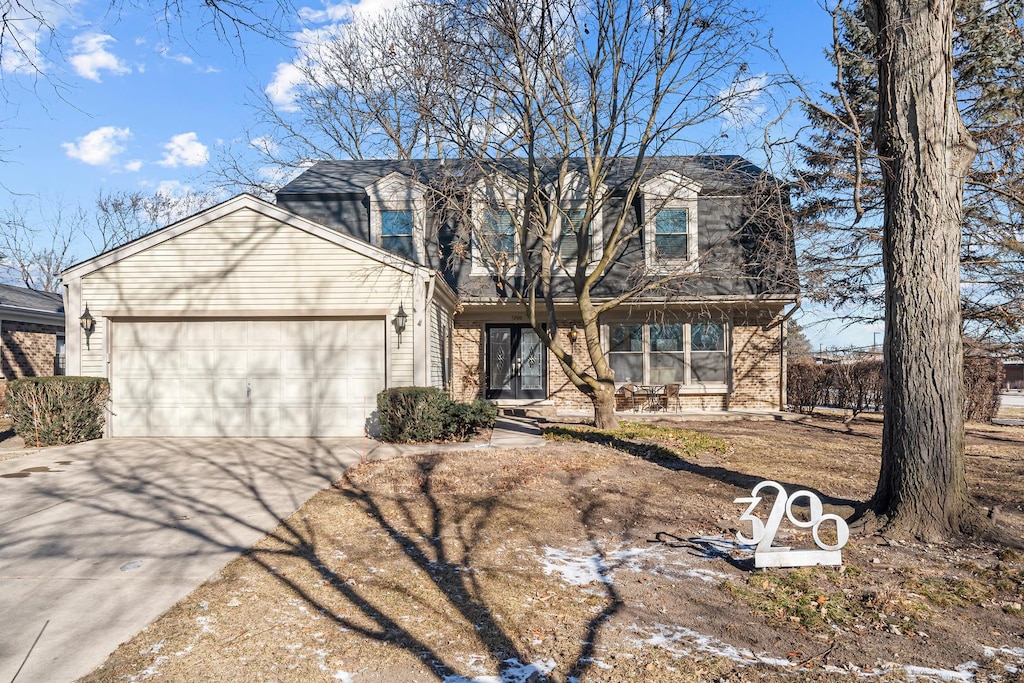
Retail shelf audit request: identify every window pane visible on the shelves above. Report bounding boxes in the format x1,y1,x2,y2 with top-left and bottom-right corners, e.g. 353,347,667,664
382,210,414,237
383,235,415,260
654,209,688,260
483,210,516,258
651,323,683,352
609,354,643,384
559,209,589,264
650,352,685,384
691,352,727,382
691,323,725,351
609,324,642,352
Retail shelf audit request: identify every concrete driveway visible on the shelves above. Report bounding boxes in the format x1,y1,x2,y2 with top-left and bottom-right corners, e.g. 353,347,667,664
0,437,379,683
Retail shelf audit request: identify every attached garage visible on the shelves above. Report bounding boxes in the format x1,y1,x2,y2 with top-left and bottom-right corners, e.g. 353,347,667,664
111,318,385,437
61,194,457,438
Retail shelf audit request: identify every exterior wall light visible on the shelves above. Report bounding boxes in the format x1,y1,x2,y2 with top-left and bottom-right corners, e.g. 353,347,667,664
568,324,579,345
80,305,96,350
393,303,408,347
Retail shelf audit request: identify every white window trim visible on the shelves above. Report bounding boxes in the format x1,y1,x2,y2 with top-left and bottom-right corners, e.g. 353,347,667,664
548,172,606,275
641,171,701,272
471,174,525,276
603,319,730,390
366,172,428,263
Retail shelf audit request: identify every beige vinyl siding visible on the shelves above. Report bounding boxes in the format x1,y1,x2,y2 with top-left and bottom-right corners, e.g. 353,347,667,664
79,207,416,385
429,300,451,389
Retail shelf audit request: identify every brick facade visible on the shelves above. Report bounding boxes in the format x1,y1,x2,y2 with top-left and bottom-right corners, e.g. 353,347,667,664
2,320,63,380
729,320,783,410
448,313,784,411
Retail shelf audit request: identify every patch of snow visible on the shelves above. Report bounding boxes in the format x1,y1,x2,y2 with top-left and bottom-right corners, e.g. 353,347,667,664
984,645,1024,659
442,657,556,683
628,623,792,668
195,616,214,634
333,672,354,682
139,639,164,654
903,663,975,681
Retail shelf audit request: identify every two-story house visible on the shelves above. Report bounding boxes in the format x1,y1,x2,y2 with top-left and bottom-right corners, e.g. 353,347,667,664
60,156,797,437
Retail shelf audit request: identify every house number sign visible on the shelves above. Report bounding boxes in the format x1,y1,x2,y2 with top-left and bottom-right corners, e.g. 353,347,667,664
734,481,850,568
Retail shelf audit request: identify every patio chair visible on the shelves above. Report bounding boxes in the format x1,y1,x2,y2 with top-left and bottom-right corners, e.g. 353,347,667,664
615,382,640,412
664,383,681,412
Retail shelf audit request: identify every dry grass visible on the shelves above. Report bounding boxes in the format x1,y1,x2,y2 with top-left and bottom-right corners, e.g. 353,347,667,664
84,417,1024,682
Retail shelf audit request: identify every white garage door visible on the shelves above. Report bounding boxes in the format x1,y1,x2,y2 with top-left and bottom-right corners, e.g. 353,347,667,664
111,319,385,437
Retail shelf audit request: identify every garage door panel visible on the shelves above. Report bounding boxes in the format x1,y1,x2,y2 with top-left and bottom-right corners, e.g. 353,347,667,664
247,349,284,377
112,318,386,437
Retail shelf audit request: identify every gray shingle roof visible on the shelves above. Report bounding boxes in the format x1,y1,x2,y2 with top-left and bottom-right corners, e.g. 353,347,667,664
276,156,767,197
0,283,63,313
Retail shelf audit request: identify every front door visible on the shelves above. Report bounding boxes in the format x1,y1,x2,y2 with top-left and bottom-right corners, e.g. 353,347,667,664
487,325,547,399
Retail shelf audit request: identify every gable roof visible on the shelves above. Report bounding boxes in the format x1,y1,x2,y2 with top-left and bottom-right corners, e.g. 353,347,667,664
276,156,768,198
0,284,64,314
63,193,434,281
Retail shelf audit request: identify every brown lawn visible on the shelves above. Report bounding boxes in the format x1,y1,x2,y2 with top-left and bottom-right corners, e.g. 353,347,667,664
83,416,1024,682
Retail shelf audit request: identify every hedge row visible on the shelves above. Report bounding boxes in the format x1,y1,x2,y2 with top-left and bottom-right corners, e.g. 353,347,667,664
377,387,497,443
6,376,109,446
788,358,1004,422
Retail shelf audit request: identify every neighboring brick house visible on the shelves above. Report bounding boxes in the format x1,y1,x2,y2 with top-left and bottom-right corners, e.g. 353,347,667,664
0,284,66,381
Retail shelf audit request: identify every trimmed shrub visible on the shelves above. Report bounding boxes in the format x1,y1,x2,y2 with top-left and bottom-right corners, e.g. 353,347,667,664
7,376,109,446
445,399,498,441
377,387,497,443
964,356,1004,422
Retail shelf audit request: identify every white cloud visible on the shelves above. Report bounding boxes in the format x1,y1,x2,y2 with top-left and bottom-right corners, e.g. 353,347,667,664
717,73,769,127
266,61,306,112
62,126,132,165
0,0,78,74
157,132,209,168
124,159,143,172
70,33,131,81
298,0,403,24
157,45,194,65
250,135,280,157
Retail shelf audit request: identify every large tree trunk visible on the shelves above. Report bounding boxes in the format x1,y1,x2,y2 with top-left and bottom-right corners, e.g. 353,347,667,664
592,381,619,430
868,0,979,540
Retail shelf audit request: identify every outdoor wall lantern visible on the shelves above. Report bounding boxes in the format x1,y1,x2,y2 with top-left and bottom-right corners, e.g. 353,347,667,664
568,324,579,345
393,303,408,348
80,305,96,350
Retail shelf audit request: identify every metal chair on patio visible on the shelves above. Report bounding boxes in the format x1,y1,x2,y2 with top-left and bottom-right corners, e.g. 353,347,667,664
664,383,681,412
615,383,640,412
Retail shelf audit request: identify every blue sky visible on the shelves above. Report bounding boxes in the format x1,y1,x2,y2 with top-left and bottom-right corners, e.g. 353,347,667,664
0,0,881,350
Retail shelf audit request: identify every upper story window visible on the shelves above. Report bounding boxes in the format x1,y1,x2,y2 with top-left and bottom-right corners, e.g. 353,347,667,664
654,208,689,260
381,209,415,260
606,320,727,386
641,171,701,269
366,172,427,263
481,210,517,264
472,175,525,275
558,208,590,266
549,172,606,273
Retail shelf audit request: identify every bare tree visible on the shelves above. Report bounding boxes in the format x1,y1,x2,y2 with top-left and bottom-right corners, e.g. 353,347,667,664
231,0,791,429
864,0,980,540
0,198,83,291
92,188,216,252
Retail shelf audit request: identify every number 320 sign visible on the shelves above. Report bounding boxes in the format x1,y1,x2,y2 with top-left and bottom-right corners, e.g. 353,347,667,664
734,481,850,568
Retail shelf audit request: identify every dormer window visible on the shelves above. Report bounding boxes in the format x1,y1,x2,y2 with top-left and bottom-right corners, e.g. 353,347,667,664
654,208,689,260
558,209,590,266
381,209,415,260
549,172,606,274
642,171,701,269
471,175,525,275
366,172,427,263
